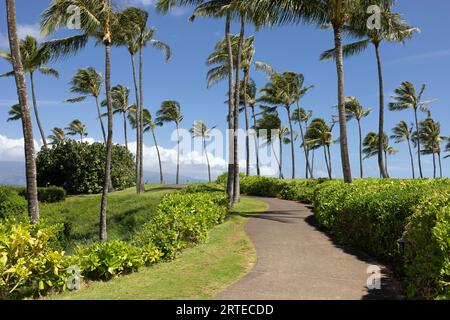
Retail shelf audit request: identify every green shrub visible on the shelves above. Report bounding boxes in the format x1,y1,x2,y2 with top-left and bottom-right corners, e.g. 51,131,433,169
133,192,228,258
0,186,27,219
0,218,70,299
279,179,328,203
16,186,67,203
215,172,246,185
36,140,135,194
240,176,286,197
183,182,225,194
403,191,450,299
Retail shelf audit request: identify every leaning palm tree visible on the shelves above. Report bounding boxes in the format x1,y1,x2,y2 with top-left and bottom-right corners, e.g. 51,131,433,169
42,0,117,242
320,7,417,178
190,121,216,182
258,71,302,179
66,119,88,142
243,79,261,176
363,132,397,177
102,85,132,150
48,127,66,145
344,96,372,178
115,7,171,194
156,101,183,184
391,121,415,179
389,81,436,178
7,104,22,122
66,67,106,143
305,118,333,179
5,0,39,223
419,117,443,178
1,35,60,150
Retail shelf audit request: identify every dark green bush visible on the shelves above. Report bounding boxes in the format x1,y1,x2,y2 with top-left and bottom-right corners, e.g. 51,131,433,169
403,191,450,299
240,176,286,197
16,186,67,203
36,140,135,194
0,186,27,219
183,182,225,193
132,192,228,258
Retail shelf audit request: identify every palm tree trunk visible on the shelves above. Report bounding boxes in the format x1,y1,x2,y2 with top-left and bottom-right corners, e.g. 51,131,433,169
243,68,250,176
176,123,180,185
225,13,234,204
29,72,48,150
6,0,39,224
279,138,284,179
296,100,312,178
407,138,415,179
95,96,107,143
311,148,315,176
251,105,260,176
203,136,212,182
232,14,245,204
357,119,363,178
384,150,389,177
432,151,436,179
123,112,128,150
333,26,352,183
130,53,140,193
324,146,330,178
80,134,83,143
138,47,145,192
286,106,295,179
327,145,333,179
374,42,389,178
99,11,113,242
438,151,442,178
414,108,424,178
151,128,164,184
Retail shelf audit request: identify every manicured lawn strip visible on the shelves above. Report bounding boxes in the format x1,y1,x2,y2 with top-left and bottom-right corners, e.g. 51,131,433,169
40,185,174,250
52,197,268,300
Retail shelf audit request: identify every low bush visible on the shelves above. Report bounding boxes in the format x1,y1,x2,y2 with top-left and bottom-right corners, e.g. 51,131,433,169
133,192,228,259
16,186,67,203
403,191,450,299
183,182,225,194
0,186,27,219
215,172,246,185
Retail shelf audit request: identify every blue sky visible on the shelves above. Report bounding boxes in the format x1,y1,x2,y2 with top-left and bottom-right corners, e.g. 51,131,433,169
0,0,449,180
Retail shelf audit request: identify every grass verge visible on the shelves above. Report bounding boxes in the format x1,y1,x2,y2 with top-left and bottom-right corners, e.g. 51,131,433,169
51,197,268,300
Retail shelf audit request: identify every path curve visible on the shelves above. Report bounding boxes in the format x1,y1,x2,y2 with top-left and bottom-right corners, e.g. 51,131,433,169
216,197,403,300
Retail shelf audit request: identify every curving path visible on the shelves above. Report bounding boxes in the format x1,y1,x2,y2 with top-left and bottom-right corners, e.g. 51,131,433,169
216,197,403,300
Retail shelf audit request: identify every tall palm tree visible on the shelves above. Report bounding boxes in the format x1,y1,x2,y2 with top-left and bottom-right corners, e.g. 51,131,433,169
7,103,22,122
5,0,39,224
391,121,415,179
48,127,66,145
243,79,261,176
419,117,443,178
102,85,132,150
445,138,450,159
1,35,60,150
258,71,300,179
115,7,171,194
190,121,216,182
66,67,106,143
363,132,397,176
344,96,372,178
66,119,88,142
320,8,417,178
156,101,183,184
389,81,436,178
305,118,333,179
42,0,117,242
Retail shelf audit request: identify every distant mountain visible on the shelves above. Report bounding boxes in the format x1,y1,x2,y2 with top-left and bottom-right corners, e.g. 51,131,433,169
0,161,205,186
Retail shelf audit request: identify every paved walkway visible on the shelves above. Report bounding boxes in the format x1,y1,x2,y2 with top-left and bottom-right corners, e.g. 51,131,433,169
216,197,403,300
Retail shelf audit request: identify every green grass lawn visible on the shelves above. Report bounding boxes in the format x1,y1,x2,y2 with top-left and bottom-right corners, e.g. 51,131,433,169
40,185,175,250
51,197,268,300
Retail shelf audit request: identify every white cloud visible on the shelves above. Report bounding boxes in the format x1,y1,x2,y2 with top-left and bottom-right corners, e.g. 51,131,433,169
0,24,46,50
0,135,40,162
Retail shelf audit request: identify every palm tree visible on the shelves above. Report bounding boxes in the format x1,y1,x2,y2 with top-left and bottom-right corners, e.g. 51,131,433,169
1,35,60,150
6,0,39,223
66,67,106,143
344,96,372,178
48,127,66,145
445,138,450,159
42,0,117,242
363,132,398,176
102,85,132,150
320,8,417,178
389,81,436,178
305,118,333,179
7,104,22,122
190,121,216,182
66,119,88,142
391,121,415,179
259,71,301,179
156,101,183,184
115,7,171,194
419,117,443,178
